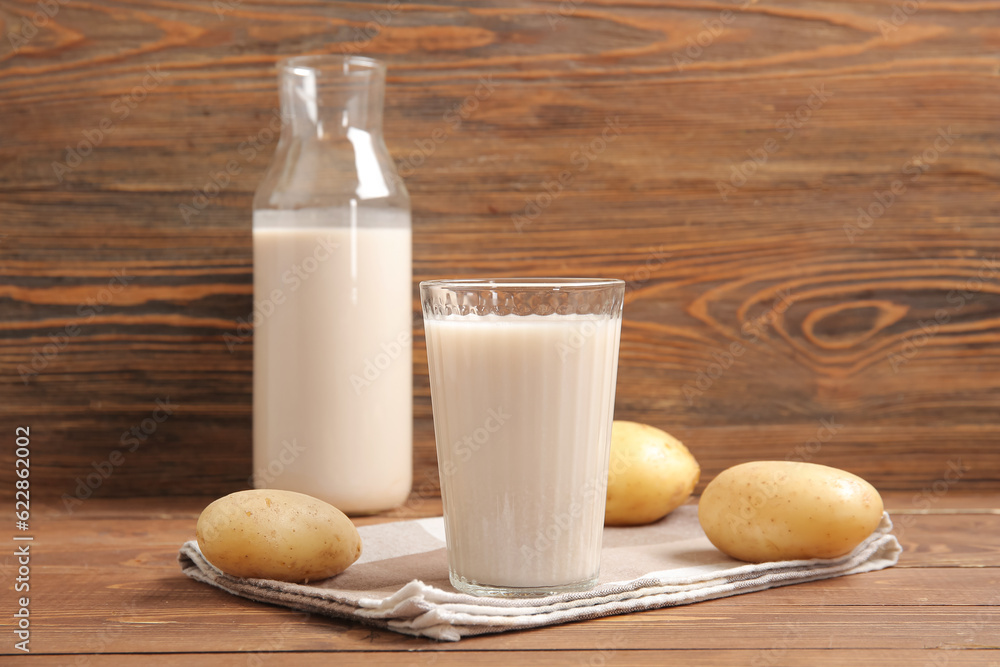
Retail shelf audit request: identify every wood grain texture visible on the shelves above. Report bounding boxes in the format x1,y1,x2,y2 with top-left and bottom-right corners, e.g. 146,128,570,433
1,494,997,660
7,653,1000,667
0,0,998,498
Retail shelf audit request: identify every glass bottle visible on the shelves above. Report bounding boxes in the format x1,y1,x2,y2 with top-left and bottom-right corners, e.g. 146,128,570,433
251,55,412,514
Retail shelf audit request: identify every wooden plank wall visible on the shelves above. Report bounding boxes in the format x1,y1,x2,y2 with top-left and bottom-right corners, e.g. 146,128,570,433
1,0,998,505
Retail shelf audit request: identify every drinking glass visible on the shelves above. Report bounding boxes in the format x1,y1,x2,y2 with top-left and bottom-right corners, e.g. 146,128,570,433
420,278,625,596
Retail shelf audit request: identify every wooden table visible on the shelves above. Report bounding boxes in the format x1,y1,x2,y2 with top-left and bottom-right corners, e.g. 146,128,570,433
13,491,998,665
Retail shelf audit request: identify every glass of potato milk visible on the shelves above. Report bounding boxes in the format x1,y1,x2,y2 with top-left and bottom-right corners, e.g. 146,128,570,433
420,278,625,597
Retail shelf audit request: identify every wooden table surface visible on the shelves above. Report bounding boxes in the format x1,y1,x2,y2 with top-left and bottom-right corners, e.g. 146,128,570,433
6,491,997,665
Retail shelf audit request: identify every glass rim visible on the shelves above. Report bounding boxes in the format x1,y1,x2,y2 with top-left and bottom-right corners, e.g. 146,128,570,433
420,278,624,291
280,55,385,77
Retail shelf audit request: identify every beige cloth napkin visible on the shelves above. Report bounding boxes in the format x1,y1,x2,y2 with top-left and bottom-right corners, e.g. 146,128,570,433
178,507,901,641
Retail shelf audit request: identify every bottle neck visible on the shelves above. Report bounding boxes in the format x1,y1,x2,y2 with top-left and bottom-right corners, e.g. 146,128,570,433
279,56,386,139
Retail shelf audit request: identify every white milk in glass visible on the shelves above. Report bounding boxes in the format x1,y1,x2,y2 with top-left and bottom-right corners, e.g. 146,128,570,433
424,313,621,589
253,207,412,514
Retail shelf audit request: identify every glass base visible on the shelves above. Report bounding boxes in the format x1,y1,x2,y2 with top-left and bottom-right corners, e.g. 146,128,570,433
450,573,598,598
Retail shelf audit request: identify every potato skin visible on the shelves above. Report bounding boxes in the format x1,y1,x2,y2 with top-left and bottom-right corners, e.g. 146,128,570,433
605,421,700,526
196,489,362,583
698,461,884,562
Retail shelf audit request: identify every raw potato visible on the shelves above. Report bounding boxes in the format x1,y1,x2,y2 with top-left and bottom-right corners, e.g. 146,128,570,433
605,421,700,526
196,489,362,583
698,461,884,562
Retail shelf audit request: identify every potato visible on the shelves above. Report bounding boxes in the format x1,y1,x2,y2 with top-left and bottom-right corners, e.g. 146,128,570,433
605,421,700,526
196,489,361,583
698,461,884,562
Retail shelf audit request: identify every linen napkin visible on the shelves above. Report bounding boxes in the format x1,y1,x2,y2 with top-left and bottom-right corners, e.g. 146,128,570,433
178,507,901,641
